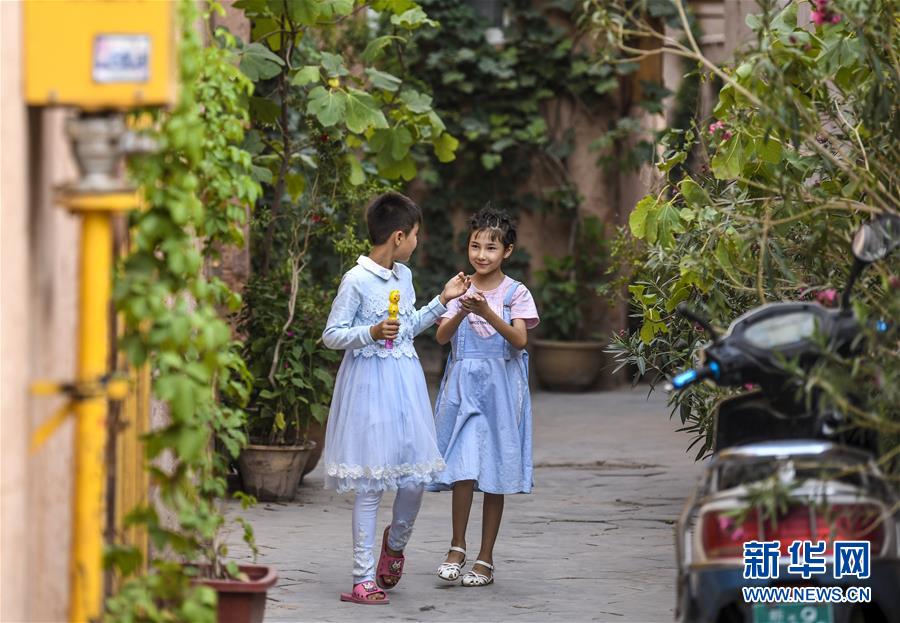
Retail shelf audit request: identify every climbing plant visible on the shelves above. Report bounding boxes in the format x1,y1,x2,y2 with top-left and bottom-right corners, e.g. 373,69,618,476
105,1,260,621
592,0,900,469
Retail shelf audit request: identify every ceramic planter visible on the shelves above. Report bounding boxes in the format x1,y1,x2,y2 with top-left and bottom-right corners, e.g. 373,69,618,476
533,339,606,391
238,441,316,502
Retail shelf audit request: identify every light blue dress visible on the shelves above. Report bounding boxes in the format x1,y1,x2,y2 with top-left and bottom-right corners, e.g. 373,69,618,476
321,256,447,494
429,280,534,494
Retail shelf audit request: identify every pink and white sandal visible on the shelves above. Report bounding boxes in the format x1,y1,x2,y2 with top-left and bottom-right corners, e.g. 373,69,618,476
375,526,405,590
339,580,390,605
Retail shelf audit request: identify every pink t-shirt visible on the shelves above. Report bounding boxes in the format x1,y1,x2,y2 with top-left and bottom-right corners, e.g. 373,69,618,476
437,276,540,338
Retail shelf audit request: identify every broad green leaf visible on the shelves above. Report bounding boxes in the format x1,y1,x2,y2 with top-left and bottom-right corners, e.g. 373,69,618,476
310,403,329,424
715,237,742,284
372,0,418,13
286,0,319,25
711,135,745,180
657,150,686,173
307,86,346,127
346,153,365,186
680,178,711,208
344,88,388,133
319,51,349,77
274,411,286,430
756,136,782,164
481,153,502,170
433,132,459,163
377,153,416,180
249,96,280,125
361,36,404,63
291,65,320,86
313,368,334,389
285,173,305,201
317,0,354,18
390,7,438,29
400,89,433,114
239,42,284,81
365,68,402,92
427,110,446,133
665,285,691,313
629,195,657,240
655,201,684,248
391,127,413,159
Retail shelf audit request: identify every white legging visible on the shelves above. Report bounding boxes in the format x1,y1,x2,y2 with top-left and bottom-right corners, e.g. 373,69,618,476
352,484,424,583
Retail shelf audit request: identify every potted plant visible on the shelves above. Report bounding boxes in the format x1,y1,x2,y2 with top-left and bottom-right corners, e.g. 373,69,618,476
237,271,344,501
532,215,610,391
194,493,278,623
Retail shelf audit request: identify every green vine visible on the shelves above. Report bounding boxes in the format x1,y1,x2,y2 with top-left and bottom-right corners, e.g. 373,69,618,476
105,1,260,620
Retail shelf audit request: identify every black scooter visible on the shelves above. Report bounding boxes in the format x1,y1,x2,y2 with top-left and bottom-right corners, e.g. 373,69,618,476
669,214,900,623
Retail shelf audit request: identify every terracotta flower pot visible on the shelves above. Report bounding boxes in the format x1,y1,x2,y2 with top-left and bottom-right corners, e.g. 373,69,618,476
197,564,278,623
238,441,316,502
533,339,606,391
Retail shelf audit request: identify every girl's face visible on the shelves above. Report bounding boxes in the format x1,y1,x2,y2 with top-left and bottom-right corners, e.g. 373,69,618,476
394,223,419,262
468,229,512,276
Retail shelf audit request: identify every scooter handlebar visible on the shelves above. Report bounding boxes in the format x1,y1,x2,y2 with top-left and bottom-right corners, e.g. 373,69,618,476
670,361,721,390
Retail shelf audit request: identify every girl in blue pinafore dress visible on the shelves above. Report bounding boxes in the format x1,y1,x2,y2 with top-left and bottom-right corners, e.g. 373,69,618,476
321,192,470,605
429,206,540,588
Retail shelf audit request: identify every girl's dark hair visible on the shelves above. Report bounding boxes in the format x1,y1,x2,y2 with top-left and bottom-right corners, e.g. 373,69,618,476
366,192,422,244
468,204,517,248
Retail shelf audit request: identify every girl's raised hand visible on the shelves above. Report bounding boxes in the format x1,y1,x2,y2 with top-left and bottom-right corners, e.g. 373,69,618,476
441,272,471,304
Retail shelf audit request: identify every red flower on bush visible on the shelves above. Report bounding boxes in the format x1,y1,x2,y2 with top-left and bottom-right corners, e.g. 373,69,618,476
811,0,841,26
816,288,838,306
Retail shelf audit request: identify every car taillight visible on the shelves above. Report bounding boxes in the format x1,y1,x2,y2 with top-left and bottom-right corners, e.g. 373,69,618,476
700,503,885,560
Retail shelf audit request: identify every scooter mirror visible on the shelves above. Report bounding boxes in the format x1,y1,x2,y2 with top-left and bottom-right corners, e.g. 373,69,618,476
852,213,900,263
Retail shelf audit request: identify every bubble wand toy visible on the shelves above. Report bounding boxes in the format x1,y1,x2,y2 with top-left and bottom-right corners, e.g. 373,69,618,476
386,289,400,349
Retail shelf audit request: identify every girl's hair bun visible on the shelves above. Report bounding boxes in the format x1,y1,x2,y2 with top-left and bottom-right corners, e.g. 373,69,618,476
468,202,517,247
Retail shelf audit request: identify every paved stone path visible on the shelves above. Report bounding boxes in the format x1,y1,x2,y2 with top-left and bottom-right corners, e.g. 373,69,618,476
224,387,702,622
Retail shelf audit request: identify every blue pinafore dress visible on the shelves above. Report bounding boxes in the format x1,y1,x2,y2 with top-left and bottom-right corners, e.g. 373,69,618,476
428,281,533,494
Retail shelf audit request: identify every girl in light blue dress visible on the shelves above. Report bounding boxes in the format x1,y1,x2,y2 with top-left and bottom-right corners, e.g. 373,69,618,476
321,192,469,605
429,207,540,588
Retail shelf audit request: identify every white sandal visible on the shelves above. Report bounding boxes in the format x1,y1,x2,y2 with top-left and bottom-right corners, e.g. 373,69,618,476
461,560,494,587
436,546,467,582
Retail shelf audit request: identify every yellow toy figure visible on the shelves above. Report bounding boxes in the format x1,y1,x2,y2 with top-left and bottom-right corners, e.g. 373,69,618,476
386,289,400,349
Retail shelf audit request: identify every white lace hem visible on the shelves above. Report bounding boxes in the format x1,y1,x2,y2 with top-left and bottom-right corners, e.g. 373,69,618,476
325,459,446,493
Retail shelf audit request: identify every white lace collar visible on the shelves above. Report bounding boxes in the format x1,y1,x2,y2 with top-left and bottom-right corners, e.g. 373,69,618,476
357,255,401,281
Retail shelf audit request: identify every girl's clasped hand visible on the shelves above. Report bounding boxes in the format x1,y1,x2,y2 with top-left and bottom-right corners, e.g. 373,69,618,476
370,272,471,342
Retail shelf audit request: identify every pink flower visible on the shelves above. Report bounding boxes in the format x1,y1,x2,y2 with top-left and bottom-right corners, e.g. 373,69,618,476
286,330,295,337
722,130,733,141
889,275,900,290
708,120,726,135
816,0,828,10
816,288,838,306
811,10,827,25
830,13,842,23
